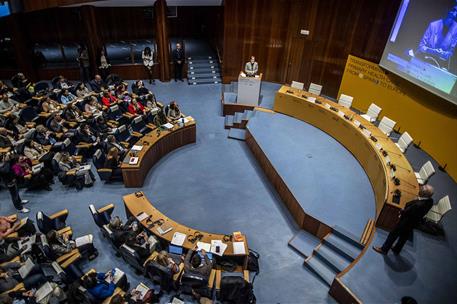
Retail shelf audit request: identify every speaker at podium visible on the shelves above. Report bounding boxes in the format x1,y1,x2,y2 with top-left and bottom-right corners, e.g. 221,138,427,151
237,71,262,105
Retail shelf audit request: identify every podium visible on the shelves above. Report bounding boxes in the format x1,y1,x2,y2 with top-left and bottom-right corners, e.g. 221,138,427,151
237,72,262,105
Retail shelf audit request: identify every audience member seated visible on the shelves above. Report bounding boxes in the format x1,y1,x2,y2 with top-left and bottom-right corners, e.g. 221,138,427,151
63,103,84,123
0,216,36,238
40,96,62,114
153,110,169,127
164,101,181,120
49,113,68,134
156,250,180,275
11,73,29,89
144,93,160,109
102,90,117,108
106,135,127,159
131,80,149,96
75,82,91,98
108,216,138,247
23,139,52,163
33,124,56,146
82,269,126,302
0,261,47,294
84,96,103,116
0,127,14,148
184,249,212,278
104,147,123,182
12,155,53,191
127,98,145,115
0,91,19,115
90,75,106,93
60,89,77,105
115,83,128,96
46,229,96,259
56,76,71,90
124,231,156,262
58,152,95,189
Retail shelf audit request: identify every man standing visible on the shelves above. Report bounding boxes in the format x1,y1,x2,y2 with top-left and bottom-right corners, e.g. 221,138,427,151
373,184,434,255
244,56,259,76
78,47,91,83
172,43,185,82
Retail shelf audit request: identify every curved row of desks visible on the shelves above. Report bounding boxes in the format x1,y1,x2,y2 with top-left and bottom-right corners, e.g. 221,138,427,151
120,118,197,187
123,192,249,267
269,85,419,231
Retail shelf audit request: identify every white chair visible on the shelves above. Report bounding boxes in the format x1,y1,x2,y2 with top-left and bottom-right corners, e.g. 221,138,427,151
291,81,304,90
415,161,435,185
425,195,451,224
308,83,323,96
361,103,382,122
395,131,413,153
338,94,353,109
378,116,396,136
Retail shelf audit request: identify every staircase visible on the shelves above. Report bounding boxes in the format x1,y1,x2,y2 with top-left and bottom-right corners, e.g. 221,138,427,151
187,56,221,85
224,109,255,141
302,220,375,287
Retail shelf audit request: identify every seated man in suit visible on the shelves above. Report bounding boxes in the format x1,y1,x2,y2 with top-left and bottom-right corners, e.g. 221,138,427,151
89,75,106,93
183,248,212,278
107,216,138,247
244,56,259,76
106,135,127,160
373,184,435,255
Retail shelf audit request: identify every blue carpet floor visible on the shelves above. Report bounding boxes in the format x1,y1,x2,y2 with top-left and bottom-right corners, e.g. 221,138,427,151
1,80,455,303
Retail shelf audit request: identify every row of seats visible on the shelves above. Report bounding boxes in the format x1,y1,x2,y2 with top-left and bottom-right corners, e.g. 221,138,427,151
89,203,257,302
290,81,452,225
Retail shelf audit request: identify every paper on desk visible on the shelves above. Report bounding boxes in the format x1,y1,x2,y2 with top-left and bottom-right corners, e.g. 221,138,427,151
324,103,331,109
338,110,345,118
162,123,174,130
171,232,186,246
353,120,361,127
129,157,139,165
307,97,316,103
131,145,143,151
233,241,246,255
375,143,382,150
75,235,92,247
136,212,149,222
210,240,227,256
197,241,211,252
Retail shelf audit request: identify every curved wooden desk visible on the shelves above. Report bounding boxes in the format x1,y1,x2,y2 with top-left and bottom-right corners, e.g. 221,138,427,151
269,85,419,230
120,118,196,187
123,192,249,265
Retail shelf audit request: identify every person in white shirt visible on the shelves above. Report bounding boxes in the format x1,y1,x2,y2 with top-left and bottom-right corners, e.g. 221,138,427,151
142,47,154,84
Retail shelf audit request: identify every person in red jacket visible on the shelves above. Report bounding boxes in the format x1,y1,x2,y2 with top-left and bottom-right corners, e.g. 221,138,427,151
127,98,145,115
101,90,117,107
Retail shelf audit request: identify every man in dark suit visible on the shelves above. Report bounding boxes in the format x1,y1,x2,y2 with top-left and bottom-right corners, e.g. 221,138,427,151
172,43,185,82
373,184,434,255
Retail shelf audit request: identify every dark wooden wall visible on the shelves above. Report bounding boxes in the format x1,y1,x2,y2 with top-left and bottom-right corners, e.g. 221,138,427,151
223,0,402,97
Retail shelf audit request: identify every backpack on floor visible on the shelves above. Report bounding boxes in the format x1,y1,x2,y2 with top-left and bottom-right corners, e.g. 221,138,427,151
247,249,260,283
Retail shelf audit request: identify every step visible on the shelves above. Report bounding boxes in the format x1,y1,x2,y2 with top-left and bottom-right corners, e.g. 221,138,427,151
288,230,320,258
188,59,216,65
223,92,237,104
188,62,217,68
304,255,336,286
188,56,213,60
331,225,364,250
188,71,219,78
242,110,254,121
188,78,221,85
224,115,234,128
234,112,243,124
314,244,351,273
188,65,220,71
227,128,246,141
188,75,221,81
323,234,362,262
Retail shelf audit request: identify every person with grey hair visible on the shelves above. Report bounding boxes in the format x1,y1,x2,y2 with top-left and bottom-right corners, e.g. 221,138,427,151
373,184,435,255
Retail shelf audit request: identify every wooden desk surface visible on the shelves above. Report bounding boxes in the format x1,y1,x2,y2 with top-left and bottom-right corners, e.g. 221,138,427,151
274,85,419,229
123,192,249,257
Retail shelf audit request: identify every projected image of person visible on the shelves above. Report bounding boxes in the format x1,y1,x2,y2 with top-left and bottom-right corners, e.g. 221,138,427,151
416,5,457,69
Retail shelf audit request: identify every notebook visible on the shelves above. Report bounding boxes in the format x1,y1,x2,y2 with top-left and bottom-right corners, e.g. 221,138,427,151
18,258,35,278
162,123,174,130
233,242,246,255
129,157,139,165
157,223,173,235
35,282,54,303
196,241,211,252
171,232,186,246
131,145,143,152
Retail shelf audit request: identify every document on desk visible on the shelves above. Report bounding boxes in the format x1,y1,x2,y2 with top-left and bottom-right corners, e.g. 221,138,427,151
162,123,174,130
197,241,211,252
233,241,246,255
307,97,316,103
75,235,92,247
131,145,143,152
35,282,54,303
18,258,35,278
171,232,186,246
210,240,227,256
129,157,139,165
136,212,149,222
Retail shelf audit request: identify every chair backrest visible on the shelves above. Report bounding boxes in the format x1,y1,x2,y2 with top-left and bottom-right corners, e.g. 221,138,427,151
366,103,382,120
434,195,452,217
36,211,52,233
88,204,112,227
419,161,435,182
308,83,323,96
338,94,353,109
146,262,174,291
291,81,304,90
180,272,208,294
397,131,413,152
120,244,144,272
379,116,396,136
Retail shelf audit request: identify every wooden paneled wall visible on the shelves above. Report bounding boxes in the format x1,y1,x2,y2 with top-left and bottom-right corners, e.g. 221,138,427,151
223,0,402,97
